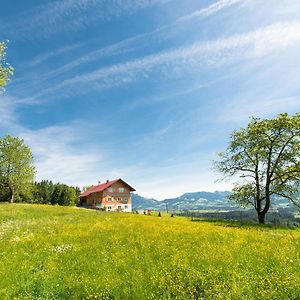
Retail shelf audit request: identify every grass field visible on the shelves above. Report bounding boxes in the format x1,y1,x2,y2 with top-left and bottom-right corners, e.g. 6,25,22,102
0,204,299,299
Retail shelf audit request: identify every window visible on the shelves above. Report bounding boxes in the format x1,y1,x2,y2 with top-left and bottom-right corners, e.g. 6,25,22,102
108,187,114,192
118,187,125,193
124,198,128,202
107,206,112,210
117,197,121,201
107,197,113,202
125,205,128,209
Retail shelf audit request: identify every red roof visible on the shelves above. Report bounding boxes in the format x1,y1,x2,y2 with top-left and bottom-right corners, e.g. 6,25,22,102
80,179,135,198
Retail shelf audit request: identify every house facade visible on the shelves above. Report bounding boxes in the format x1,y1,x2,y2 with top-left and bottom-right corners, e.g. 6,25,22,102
79,179,135,212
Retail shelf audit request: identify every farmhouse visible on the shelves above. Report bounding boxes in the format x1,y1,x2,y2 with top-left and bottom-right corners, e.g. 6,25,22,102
79,179,135,212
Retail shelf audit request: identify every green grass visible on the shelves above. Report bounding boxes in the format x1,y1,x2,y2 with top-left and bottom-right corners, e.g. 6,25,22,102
0,204,299,299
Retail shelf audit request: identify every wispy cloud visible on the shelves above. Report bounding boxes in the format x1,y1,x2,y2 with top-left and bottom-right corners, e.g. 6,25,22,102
0,95,104,186
0,95,20,130
123,82,207,112
0,0,171,39
2,106,232,197
18,32,150,85
2,0,247,104
6,0,246,106
17,124,104,186
26,43,84,67
19,0,243,78
176,0,243,23
25,21,300,101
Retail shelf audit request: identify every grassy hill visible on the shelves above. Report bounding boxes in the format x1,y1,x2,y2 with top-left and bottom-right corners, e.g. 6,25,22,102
0,204,299,299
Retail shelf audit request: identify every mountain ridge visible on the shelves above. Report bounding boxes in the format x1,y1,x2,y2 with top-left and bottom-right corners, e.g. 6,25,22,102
131,191,293,211
131,191,236,211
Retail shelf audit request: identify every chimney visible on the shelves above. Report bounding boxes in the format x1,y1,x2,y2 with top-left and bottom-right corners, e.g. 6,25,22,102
106,179,109,183
98,181,101,185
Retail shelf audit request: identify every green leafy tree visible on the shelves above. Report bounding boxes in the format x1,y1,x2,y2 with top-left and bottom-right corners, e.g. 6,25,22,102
0,135,35,203
0,184,10,202
33,180,54,204
215,113,300,224
0,41,14,91
19,185,35,203
50,183,78,206
60,185,78,206
51,184,62,205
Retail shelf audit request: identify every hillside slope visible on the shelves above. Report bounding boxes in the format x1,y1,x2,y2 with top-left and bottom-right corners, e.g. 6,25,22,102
0,204,299,299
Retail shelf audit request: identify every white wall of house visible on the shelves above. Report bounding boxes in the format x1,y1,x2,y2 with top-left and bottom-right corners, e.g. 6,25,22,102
103,203,132,212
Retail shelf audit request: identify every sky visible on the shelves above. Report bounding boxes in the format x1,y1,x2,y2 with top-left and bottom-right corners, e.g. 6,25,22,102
1,0,300,200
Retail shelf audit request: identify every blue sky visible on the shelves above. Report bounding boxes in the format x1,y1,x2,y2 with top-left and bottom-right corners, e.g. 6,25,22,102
1,0,300,199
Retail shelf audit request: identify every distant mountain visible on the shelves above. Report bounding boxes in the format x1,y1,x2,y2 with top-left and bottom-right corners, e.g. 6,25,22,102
132,191,238,211
130,194,158,210
131,191,295,211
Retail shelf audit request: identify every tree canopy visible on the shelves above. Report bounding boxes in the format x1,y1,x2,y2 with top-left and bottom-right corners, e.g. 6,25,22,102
216,113,300,224
33,180,80,206
0,41,14,91
0,135,35,203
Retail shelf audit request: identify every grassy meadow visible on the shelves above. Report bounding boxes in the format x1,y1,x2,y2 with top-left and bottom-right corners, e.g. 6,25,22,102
0,204,299,299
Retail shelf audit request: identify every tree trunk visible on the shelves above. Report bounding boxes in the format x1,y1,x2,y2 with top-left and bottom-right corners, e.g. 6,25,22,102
9,186,15,203
257,212,266,224
257,194,270,225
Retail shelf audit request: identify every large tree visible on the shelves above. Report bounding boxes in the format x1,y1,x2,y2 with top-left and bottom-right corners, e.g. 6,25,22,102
0,135,35,203
0,41,14,91
33,180,54,204
216,113,300,224
50,183,79,206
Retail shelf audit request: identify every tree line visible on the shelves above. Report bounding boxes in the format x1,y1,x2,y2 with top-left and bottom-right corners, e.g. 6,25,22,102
32,180,80,206
0,179,80,206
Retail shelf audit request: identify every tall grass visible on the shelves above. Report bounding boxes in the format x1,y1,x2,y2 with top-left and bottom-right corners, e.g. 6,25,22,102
0,204,299,299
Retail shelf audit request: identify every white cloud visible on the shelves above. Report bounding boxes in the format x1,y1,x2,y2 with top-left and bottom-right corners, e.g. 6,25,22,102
21,32,151,84
13,124,103,186
8,19,297,106
0,95,22,131
0,0,170,39
8,0,245,103
20,0,243,76
34,21,300,98
0,97,105,186
176,0,243,23
27,43,84,67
